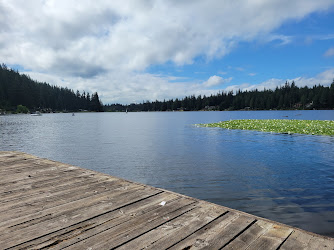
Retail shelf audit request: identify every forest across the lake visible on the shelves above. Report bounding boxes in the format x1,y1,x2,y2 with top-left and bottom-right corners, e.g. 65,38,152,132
1,63,334,113
0,64,103,113
106,80,334,112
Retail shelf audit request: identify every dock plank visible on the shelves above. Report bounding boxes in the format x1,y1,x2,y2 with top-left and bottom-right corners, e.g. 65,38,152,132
223,220,273,249
0,171,100,201
63,197,196,249
0,151,333,250
0,183,156,229
241,223,293,250
16,192,179,249
0,160,87,186
0,151,33,163
0,161,90,185
280,230,334,250
0,187,161,249
0,174,116,205
168,212,253,249
0,179,129,226
117,201,228,249
280,230,315,250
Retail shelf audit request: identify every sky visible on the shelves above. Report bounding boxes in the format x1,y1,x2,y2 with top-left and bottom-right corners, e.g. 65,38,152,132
1,0,334,104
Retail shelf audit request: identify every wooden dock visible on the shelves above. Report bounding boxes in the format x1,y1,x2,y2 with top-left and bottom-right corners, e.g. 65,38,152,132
0,151,333,249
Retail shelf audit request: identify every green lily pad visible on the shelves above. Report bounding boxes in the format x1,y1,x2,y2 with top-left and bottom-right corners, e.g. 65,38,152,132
199,119,334,136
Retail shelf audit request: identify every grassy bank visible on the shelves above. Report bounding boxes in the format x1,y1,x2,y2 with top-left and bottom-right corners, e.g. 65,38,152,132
200,119,334,136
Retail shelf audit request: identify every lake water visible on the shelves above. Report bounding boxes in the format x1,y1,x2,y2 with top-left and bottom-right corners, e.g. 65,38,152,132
1,110,334,236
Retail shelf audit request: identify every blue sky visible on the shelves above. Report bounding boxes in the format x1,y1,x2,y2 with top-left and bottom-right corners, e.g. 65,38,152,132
1,1,334,104
148,11,334,90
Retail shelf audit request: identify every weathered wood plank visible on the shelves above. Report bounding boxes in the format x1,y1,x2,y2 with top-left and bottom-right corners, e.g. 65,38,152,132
0,161,84,183
0,165,90,189
60,197,196,249
280,230,314,250
0,152,333,250
0,172,115,204
241,223,293,250
0,186,162,249
0,160,86,185
223,219,273,249
201,215,256,249
0,151,22,157
0,181,153,231
0,171,98,200
117,201,228,250
16,192,180,249
168,212,254,249
0,157,38,171
0,151,33,162
0,161,57,182
280,229,334,250
0,169,87,192
307,236,334,249
49,196,193,249
0,178,128,222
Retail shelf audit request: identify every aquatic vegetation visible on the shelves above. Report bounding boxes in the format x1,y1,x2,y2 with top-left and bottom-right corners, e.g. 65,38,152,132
200,119,334,136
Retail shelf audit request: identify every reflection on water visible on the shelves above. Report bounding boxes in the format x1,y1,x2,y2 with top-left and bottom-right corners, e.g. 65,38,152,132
1,110,334,236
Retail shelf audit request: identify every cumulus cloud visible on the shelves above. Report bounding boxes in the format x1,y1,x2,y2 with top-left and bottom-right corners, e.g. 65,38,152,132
3,0,333,71
1,0,334,103
203,75,232,87
23,67,334,104
23,70,217,104
225,68,334,93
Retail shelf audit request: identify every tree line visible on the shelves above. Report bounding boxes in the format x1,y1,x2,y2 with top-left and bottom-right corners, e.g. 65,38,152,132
105,81,334,112
0,64,103,112
2,63,333,113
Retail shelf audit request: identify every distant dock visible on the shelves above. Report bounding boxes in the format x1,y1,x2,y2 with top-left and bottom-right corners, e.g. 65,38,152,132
0,151,333,249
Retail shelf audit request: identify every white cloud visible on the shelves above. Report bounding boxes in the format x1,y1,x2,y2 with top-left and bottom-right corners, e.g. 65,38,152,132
203,75,232,87
1,0,334,103
262,34,293,46
3,0,333,72
23,70,217,104
324,47,334,57
23,67,334,104
224,68,334,93
305,34,334,45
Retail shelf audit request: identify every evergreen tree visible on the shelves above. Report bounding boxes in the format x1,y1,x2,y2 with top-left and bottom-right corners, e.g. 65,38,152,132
0,64,103,112
104,80,334,112
90,92,104,112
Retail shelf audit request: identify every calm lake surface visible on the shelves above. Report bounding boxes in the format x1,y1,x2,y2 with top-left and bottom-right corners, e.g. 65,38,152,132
1,110,334,236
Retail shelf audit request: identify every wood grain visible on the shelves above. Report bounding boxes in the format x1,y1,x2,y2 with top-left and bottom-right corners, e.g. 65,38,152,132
0,151,332,250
